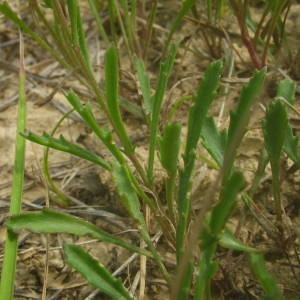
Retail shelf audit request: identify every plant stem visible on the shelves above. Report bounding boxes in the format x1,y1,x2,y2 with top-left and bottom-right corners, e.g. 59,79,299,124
229,0,264,69
0,31,26,300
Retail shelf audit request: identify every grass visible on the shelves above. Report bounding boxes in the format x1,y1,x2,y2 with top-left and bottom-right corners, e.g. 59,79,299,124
0,1,299,299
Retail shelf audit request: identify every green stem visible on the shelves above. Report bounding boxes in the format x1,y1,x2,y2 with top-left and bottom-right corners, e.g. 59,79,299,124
165,174,177,224
0,32,26,299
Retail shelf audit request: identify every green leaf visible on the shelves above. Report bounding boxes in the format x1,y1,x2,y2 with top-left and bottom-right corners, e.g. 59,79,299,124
65,90,125,163
194,229,219,300
112,162,169,281
219,228,260,252
67,0,79,47
176,60,223,260
119,96,144,120
283,124,300,166
224,68,265,178
276,77,296,105
6,209,152,257
135,58,152,115
164,0,197,54
263,100,288,169
185,61,223,158
210,171,244,235
160,122,182,175
64,244,132,300
112,163,144,225
250,253,283,300
148,43,178,180
175,261,194,300
21,130,111,170
105,47,133,154
201,116,227,167
227,68,266,147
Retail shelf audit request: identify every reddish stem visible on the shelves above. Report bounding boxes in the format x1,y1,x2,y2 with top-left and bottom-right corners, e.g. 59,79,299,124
230,0,265,69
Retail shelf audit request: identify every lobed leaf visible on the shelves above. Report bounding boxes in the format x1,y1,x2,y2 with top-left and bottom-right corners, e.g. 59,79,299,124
201,116,227,167
65,90,125,163
64,244,132,300
283,125,300,166
21,130,111,170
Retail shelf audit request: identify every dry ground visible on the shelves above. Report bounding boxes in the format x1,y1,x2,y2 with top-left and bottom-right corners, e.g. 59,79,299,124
1,1,300,299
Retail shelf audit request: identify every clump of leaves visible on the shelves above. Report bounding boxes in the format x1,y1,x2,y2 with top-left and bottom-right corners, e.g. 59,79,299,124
0,1,298,299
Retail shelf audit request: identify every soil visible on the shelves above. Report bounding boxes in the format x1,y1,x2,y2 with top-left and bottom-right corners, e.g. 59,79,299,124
1,1,300,299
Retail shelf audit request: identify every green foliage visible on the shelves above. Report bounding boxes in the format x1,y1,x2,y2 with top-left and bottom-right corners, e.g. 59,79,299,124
160,123,182,176
1,1,297,299
201,116,227,168
21,130,111,170
105,47,134,154
7,209,151,257
250,253,284,299
64,244,132,300
263,100,288,221
147,43,177,181
0,35,27,299
176,60,223,260
134,58,152,116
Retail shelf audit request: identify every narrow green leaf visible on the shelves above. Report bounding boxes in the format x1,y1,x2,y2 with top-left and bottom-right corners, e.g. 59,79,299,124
65,90,125,163
175,261,194,300
0,3,62,62
201,116,227,167
105,47,133,154
276,77,296,105
112,162,144,224
87,0,110,44
119,96,144,120
164,0,196,55
210,171,244,235
112,162,169,281
227,68,266,145
219,228,260,252
160,122,181,175
283,124,300,165
176,61,223,260
67,0,79,47
194,230,218,300
185,61,223,157
224,68,265,178
148,43,178,181
135,58,152,115
64,244,132,300
263,100,288,168
76,2,92,70
263,100,288,221
6,209,152,257
250,253,283,300
21,130,111,170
